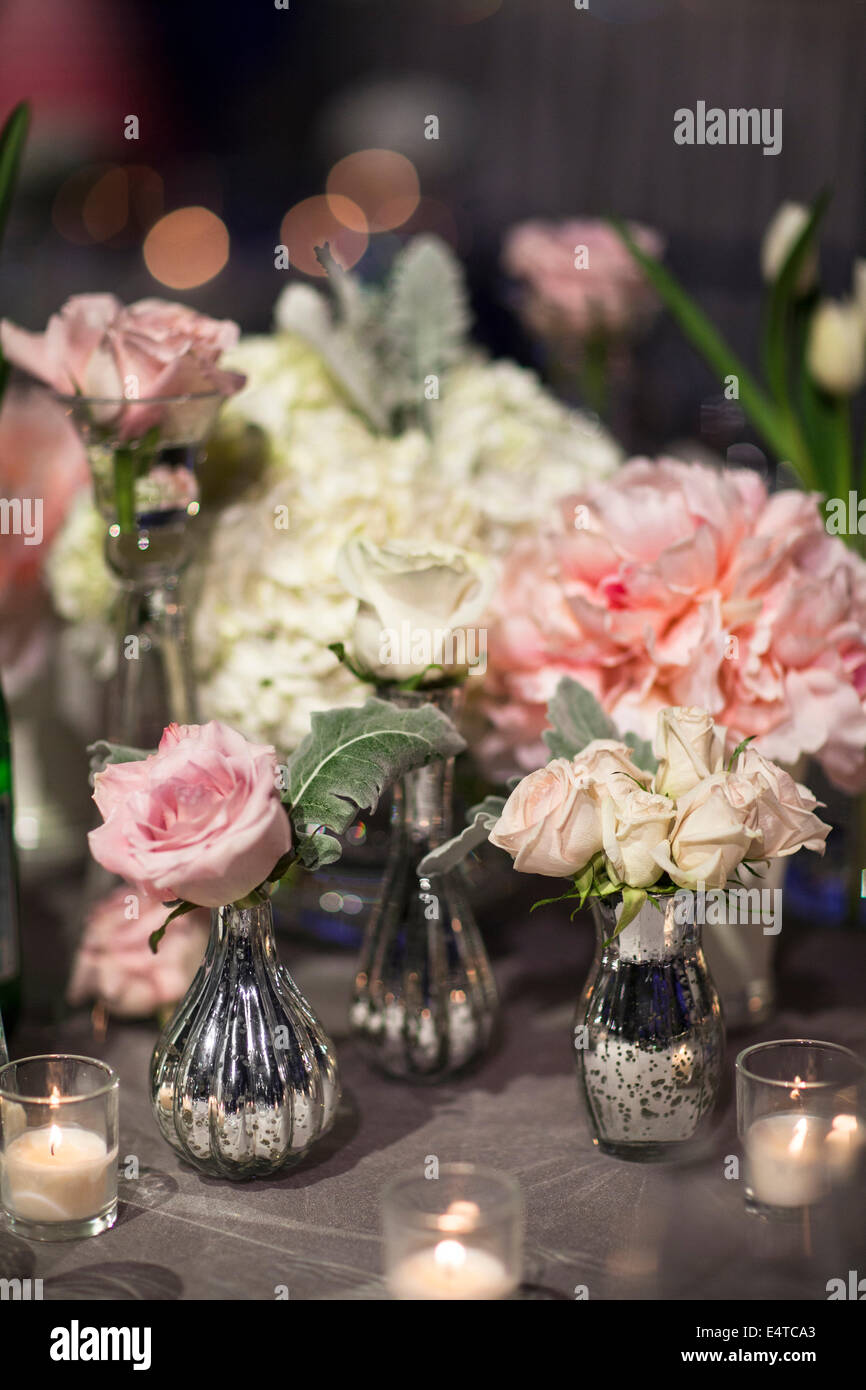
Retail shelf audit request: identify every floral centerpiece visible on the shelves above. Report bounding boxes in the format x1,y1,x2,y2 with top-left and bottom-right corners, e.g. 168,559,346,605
87,694,463,1177
430,684,830,1158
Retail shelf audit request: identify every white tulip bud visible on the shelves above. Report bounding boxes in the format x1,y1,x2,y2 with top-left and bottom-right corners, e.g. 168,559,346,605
760,202,818,295
806,299,865,396
853,259,866,330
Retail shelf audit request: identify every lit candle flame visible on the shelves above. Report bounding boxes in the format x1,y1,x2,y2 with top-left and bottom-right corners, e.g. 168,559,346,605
790,1074,804,1102
788,1116,809,1155
49,1085,61,1108
439,1199,481,1235
433,1240,467,1275
49,1124,62,1158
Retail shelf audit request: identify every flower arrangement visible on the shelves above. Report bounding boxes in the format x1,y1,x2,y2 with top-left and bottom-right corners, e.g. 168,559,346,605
482,457,866,792
450,686,830,936
87,696,464,948
47,235,619,750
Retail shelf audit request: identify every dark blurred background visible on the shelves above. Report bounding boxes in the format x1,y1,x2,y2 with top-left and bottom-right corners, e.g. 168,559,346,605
0,0,864,452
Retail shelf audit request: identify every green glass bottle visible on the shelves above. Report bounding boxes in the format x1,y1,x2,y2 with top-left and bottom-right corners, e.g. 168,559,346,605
0,676,21,1036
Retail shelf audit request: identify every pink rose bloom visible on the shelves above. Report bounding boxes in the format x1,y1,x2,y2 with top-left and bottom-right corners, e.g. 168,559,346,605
88,721,293,908
0,295,245,441
502,218,664,341
483,458,866,792
67,886,210,1019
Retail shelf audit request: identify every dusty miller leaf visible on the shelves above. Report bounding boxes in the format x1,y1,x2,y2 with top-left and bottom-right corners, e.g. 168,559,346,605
286,697,465,867
87,739,152,785
542,678,618,760
274,281,388,432
382,235,471,419
416,794,506,877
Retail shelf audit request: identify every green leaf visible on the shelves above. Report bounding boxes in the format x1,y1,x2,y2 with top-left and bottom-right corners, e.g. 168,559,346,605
150,900,197,954
762,190,829,418
293,827,343,872
416,795,506,877
543,677,617,760
0,103,28,259
726,735,756,772
608,216,803,479
87,739,153,784
604,886,647,944
285,696,465,864
382,235,471,427
327,641,373,684
0,102,29,412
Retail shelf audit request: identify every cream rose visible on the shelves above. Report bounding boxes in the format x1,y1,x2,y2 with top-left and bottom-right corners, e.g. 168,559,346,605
736,748,830,857
652,707,726,799
651,774,759,888
573,739,650,788
601,783,675,888
336,536,496,683
489,759,603,877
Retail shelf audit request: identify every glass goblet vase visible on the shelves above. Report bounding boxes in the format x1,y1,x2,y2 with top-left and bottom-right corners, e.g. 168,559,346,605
58,391,224,748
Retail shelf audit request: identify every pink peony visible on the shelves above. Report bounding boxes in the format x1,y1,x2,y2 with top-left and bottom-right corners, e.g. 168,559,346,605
483,458,866,792
67,885,210,1019
88,721,293,908
502,218,664,341
0,295,245,440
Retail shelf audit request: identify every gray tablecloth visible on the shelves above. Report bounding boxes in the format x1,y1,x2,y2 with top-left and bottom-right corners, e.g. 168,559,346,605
4,885,866,1301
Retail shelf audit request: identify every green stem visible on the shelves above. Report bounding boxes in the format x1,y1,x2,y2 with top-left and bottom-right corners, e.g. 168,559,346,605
113,447,137,535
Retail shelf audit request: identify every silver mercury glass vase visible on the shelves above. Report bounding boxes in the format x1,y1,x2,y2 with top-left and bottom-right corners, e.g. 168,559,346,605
576,894,724,1161
150,898,340,1179
349,688,499,1082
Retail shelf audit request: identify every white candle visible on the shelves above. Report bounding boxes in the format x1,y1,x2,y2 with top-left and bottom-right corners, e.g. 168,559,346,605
1,1124,116,1223
745,1112,836,1208
388,1238,516,1300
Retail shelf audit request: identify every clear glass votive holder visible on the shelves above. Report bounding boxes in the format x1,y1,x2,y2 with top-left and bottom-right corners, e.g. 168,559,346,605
736,1039,866,1218
382,1164,523,1300
0,1055,120,1241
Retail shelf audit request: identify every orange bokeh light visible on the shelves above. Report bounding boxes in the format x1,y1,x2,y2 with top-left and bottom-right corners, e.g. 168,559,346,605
279,195,368,276
326,149,420,234
143,207,229,289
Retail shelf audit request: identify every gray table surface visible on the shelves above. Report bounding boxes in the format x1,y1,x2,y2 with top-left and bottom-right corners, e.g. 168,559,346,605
4,879,866,1302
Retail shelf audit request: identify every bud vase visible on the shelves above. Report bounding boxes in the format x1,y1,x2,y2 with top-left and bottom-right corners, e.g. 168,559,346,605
349,689,498,1082
58,391,224,747
150,898,340,1179
576,895,724,1161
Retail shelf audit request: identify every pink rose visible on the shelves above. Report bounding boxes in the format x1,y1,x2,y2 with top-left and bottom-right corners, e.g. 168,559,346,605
88,721,292,908
67,885,210,1019
1,295,245,441
489,758,603,877
736,748,831,857
502,218,664,340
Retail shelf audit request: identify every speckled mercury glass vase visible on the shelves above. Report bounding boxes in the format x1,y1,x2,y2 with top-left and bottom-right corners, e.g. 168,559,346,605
349,689,498,1082
576,895,724,1161
150,899,340,1179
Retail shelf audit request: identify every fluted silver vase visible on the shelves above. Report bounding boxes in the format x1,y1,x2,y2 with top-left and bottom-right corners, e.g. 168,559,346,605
349,689,498,1082
576,895,724,1161
150,899,339,1179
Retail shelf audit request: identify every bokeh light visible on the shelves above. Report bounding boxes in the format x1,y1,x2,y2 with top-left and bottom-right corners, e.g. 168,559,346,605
143,207,229,289
81,168,129,243
326,149,420,233
279,195,368,276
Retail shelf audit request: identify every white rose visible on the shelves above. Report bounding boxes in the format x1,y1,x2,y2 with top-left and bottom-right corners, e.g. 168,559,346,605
760,202,818,295
601,782,675,888
652,707,726,799
489,759,603,877
735,748,830,857
652,775,760,889
572,738,651,788
806,300,865,396
335,536,496,683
